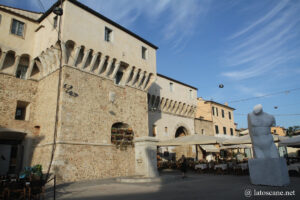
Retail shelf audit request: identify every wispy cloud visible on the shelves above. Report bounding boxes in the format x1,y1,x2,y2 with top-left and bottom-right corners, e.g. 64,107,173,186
75,0,211,51
229,0,289,39
222,0,300,80
235,85,265,97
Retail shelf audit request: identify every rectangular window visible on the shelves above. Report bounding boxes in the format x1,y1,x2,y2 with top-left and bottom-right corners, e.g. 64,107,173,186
11,19,25,37
189,90,193,99
152,125,157,137
53,16,58,29
142,46,147,59
212,106,215,115
215,125,219,134
229,111,232,120
216,107,218,116
223,127,227,135
230,128,233,136
165,126,168,133
105,27,112,42
169,82,173,92
222,109,224,118
15,101,30,120
201,129,205,135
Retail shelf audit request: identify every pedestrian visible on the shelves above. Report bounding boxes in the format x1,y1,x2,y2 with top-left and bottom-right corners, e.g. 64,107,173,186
180,155,187,178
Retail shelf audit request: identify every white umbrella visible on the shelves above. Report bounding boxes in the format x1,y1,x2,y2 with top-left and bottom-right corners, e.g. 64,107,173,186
157,134,225,146
200,145,220,152
279,135,300,147
223,134,283,145
220,144,251,150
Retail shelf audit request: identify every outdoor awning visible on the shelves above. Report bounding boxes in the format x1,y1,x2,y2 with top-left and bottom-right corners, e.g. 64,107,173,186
220,144,251,150
200,145,219,152
0,127,26,140
223,134,287,145
279,136,300,147
157,134,225,146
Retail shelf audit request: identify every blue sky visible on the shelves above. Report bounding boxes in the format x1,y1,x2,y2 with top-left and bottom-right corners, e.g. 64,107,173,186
2,0,300,129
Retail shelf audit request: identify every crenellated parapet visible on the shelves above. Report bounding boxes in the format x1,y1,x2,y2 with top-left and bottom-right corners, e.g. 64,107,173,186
147,94,197,118
0,39,156,92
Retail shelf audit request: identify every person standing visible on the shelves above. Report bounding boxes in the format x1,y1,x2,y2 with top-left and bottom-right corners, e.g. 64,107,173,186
180,155,187,178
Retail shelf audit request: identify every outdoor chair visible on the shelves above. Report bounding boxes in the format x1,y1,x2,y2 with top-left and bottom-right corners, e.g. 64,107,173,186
0,185,8,200
28,177,46,200
7,180,26,200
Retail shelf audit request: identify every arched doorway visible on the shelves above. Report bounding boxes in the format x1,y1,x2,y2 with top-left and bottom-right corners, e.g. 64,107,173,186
174,126,193,159
175,126,188,138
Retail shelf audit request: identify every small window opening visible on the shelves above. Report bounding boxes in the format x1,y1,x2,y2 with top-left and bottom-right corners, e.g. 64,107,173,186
142,46,147,59
15,101,29,120
53,16,58,29
215,125,219,134
105,27,112,42
152,125,157,137
170,82,173,92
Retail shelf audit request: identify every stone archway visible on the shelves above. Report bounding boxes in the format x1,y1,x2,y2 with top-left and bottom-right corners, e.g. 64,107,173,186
175,126,188,138
174,126,193,159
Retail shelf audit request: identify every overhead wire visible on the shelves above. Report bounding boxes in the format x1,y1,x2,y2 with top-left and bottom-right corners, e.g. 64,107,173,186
227,87,300,104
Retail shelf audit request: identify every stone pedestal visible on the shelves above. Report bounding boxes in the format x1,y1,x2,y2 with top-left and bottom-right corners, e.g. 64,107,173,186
134,137,159,178
248,158,290,186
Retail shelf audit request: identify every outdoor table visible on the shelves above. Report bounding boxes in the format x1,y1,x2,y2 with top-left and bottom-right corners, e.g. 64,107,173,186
214,164,227,170
238,163,248,170
288,163,300,173
195,164,207,170
227,162,233,168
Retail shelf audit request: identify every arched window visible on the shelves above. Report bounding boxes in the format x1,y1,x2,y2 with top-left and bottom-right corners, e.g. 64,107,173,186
2,51,15,70
111,122,134,149
65,40,75,64
16,54,29,79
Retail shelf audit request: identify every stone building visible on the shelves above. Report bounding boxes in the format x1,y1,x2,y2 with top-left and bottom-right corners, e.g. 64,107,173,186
148,74,198,159
195,98,237,138
0,0,158,182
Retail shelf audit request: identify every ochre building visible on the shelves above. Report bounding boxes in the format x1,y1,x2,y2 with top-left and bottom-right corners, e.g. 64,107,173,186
195,98,237,138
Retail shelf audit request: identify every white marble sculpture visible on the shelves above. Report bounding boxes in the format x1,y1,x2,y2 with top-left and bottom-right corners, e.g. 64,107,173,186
248,104,290,186
248,104,279,158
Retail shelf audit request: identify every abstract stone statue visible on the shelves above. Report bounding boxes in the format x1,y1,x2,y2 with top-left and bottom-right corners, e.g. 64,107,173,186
248,104,290,186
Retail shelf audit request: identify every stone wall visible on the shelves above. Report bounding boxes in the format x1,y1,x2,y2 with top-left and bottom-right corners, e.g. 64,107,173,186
194,118,214,136
50,66,148,182
0,73,38,132
31,70,60,169
53,144,135,182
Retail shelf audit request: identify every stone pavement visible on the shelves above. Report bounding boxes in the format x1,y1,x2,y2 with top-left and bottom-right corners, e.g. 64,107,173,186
46,170,300,200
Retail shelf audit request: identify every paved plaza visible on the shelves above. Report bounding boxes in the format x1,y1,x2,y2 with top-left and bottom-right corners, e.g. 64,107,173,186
46,170,300,200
